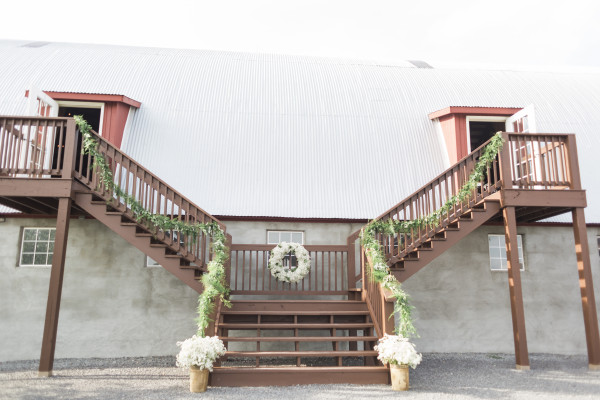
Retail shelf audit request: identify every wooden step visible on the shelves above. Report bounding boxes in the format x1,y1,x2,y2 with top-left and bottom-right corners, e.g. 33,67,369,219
210,366,389,387
431,232,447,241
221,310,370,316
121,221,138,227
229,300,368,312
164,254,183,259
226,350,377,358
219,323,373,330
221,336,379,342
105,211,125,216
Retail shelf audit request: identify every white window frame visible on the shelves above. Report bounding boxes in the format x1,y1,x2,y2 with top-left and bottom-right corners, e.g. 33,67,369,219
57,100,105,136
488,234,525,272
19,227,56,267
466,116,508,152
267,230,304,244
27,86,59,117
146,256,161,268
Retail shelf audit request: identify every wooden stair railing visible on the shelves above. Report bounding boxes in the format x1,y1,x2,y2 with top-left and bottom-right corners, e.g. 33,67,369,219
349,132,578,342
73,127,225,267
0,116,226,293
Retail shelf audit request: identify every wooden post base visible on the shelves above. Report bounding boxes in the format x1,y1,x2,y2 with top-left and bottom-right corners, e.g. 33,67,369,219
515,364,530,371
38,371,52,377
590,364,600,371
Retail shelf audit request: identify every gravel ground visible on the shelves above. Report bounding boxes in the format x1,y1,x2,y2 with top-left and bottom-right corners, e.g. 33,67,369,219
1,353,599,400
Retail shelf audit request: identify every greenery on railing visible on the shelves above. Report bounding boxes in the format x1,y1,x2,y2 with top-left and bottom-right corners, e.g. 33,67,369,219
360,132,505,338
75,116,230,337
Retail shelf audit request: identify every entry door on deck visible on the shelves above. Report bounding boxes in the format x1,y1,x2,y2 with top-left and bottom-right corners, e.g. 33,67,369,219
27,87,59,117
505,105,540,187
22,88,59,174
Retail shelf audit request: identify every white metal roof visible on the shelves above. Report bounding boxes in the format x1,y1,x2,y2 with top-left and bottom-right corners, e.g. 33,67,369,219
1,40,599,222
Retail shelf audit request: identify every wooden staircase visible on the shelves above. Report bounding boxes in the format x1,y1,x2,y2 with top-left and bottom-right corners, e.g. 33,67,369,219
389,198,502,282
72,191,206,292
210,299,389,386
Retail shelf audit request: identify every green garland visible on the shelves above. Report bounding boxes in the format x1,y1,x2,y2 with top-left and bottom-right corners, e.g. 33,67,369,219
74,115,230,337
360,132,505,338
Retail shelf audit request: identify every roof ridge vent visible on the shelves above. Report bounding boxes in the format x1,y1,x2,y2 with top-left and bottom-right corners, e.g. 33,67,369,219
408,60,433,69
21,41,50,48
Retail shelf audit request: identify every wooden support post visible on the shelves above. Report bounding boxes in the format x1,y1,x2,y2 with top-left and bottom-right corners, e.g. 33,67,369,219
572,207,600,369
502,206,530,370
381,292,395,336
38,197,72,377
565,134,600,369
347,236,356,292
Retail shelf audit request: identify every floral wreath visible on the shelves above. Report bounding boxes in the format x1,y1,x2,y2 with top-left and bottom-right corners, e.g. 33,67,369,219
268,242,311,283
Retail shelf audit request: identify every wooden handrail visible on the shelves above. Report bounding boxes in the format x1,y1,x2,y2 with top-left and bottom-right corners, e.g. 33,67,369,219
74,126,225,266
350,132,577,340
0,115,226,268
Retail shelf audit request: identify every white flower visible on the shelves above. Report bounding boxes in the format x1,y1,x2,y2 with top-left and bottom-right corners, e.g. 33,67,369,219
176,335,227,371
373,262,389,273
374,334,422,369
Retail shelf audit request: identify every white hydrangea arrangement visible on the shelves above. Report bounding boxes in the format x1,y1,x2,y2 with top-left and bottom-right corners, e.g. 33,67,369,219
268,242,311,283
176,335,226,371
374,334,423,369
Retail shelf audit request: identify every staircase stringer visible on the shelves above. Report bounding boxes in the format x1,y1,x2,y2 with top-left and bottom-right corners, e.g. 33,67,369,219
73,191,204,293
392,199,502,283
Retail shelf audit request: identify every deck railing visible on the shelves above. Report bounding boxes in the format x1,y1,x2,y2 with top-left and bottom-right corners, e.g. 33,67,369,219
0,116,223,267
0,116,69,177
503,133,574,189
229,244,354,295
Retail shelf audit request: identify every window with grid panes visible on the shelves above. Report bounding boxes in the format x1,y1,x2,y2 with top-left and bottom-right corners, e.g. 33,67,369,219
267,230,304,268
488,234,524,271
20,228,55,267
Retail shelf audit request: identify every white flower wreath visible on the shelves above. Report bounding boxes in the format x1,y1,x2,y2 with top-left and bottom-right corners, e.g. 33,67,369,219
268,242,311,283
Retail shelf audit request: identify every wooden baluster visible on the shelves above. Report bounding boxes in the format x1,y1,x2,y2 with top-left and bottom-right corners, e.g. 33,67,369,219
559,137,568,185
255,250,259,292
241,250,246,291
534,137,545,188
552,136,561,186
334,251,338,291
0,118,7,171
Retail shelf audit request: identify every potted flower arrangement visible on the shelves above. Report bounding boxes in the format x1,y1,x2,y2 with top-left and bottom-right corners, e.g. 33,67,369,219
176,335,227,392
374,334,422,391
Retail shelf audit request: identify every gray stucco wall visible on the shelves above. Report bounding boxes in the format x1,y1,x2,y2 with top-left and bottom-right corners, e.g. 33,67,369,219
0,218,199,362
404,224,600,355
0,217,599,361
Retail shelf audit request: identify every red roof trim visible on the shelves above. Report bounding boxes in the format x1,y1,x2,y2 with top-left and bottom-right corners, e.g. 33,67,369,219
42,91,141,108
214,215,369,224
429,106,522,120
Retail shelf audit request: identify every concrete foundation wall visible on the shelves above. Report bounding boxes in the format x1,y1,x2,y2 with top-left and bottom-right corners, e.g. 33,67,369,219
404,224,600,355
0,218,199,362
0,217,599,361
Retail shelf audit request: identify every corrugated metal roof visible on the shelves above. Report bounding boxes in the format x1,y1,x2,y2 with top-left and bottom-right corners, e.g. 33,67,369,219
0,205,19,214
1,40,599,222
